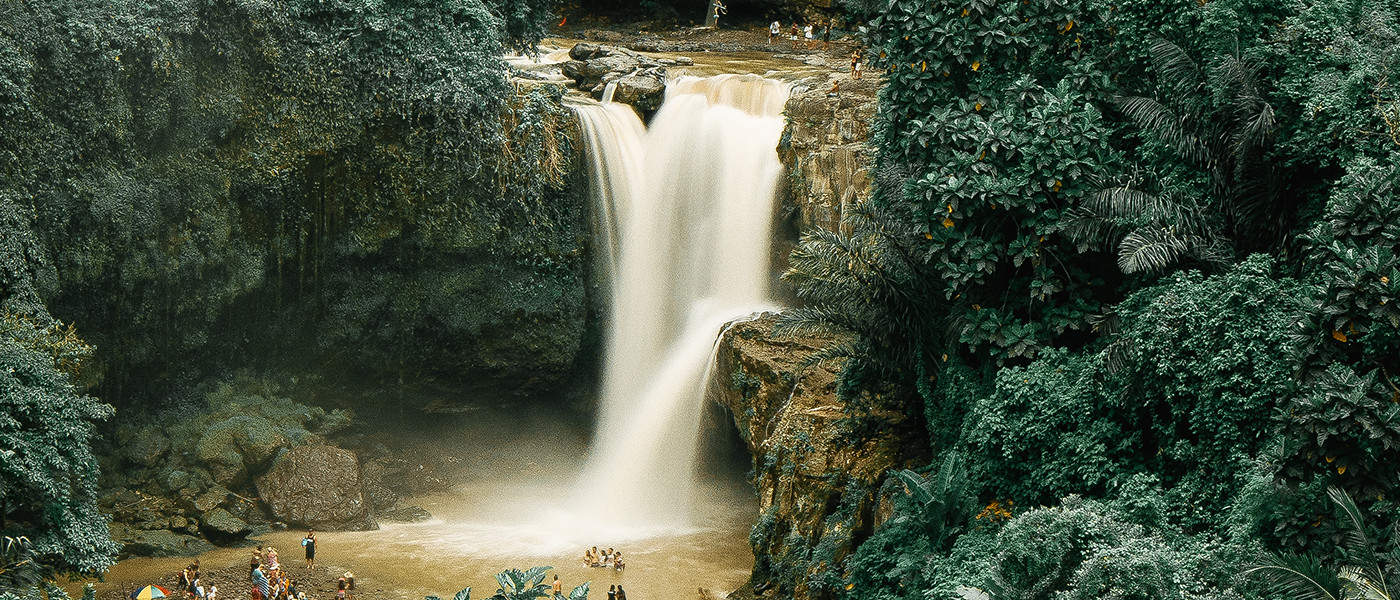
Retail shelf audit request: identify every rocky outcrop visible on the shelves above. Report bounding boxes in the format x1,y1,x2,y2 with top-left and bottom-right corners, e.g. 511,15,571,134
108,522,216,558
713,314,918,600
256,445,376,531
777,70,880,235
200,508,253,541
99,378,367,555
561,43,668,112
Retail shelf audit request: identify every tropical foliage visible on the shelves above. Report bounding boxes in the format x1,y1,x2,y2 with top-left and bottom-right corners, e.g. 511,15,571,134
0,0,566,596
425,567,589,600
781,0,1400,599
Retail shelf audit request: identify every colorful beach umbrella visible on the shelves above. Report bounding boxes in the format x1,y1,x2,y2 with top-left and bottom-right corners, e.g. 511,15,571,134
131,585,170,600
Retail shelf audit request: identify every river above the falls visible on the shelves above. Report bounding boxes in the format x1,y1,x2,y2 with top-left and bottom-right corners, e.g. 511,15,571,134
81,400,755,600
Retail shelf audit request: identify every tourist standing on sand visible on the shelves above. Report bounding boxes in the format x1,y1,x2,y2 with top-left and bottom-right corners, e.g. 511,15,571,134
607,584,617,600
252,565,269,600
552,575,562,596
616,585,627,600
302,530,316,569
769,20,780,45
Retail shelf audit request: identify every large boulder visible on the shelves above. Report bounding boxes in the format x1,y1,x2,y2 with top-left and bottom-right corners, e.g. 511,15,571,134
200,508,253,541
256,445,376,531
613,75,667,112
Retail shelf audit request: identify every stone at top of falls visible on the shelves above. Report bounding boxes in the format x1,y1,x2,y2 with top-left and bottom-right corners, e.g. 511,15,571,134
612,75,667,112
562,43,667,111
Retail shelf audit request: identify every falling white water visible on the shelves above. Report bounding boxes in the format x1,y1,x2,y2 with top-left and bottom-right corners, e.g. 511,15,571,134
570,74,791,534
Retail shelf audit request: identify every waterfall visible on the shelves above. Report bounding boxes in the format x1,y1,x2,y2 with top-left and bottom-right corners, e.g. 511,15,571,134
570,74,791,533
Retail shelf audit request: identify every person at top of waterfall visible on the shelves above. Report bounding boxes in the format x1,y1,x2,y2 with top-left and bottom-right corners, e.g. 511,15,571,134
552,575,563,596
769,20,781,45
804,24,815,49
851,47,863,80
824,18,835,50
711,0,726,27
790,22,800,48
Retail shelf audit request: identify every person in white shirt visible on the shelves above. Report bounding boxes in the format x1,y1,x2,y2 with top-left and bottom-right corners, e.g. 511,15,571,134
769,20,781,45
804,24,815,49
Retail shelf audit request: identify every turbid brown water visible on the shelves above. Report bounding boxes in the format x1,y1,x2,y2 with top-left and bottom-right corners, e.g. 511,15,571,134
79,399,755,600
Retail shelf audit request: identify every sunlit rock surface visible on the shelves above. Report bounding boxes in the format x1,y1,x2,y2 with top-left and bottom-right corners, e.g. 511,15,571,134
713,314,916,600
778,73,879,235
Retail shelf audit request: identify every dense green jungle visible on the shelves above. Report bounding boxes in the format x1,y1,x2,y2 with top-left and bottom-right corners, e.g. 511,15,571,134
2,0,1398,600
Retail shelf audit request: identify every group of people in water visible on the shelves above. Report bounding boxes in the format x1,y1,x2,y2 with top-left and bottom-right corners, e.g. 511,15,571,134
581,546,627,571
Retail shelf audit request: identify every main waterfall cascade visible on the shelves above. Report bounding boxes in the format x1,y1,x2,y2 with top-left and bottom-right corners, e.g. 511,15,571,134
572,74,792,533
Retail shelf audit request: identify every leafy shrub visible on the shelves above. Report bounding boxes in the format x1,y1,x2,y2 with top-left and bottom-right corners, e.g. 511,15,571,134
0,312,116,595
964,256,1304,525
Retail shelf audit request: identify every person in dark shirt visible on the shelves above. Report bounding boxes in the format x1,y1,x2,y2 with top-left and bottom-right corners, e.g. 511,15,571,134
302,530,316,569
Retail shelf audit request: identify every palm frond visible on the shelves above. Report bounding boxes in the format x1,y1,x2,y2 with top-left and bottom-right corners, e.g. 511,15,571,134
1116,96,1209,165
1117,227,1191,274
1245,553,1344,600
1148,38,1204,101
1340,566,1393,600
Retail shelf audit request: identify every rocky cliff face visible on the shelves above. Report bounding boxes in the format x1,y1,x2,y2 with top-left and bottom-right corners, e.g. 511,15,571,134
776,69,880,236
712,315,917,600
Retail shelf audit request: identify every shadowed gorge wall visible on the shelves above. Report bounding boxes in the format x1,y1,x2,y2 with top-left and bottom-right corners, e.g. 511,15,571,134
0,0,596,410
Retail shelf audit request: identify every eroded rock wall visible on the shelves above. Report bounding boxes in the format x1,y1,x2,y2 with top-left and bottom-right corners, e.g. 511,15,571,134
777,73,879,236
713,315,915,600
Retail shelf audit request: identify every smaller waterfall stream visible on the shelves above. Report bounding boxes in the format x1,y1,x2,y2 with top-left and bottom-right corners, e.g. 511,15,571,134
572,74,791,534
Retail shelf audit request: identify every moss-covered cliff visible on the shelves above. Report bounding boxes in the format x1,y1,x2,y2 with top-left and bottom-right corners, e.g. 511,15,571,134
713,315,923,600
